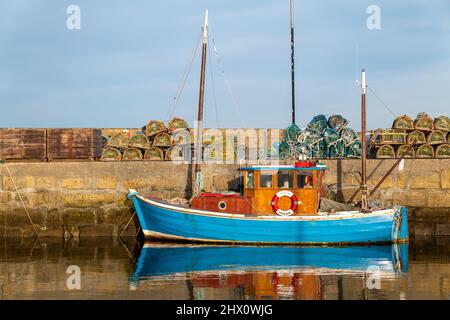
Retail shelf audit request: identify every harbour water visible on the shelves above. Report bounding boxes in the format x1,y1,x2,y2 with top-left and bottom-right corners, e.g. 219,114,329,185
0,236,449,300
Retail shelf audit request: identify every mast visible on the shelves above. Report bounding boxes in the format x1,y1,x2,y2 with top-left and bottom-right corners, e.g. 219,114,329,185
194,10,208,193
290,0,296,125
360,69,368,211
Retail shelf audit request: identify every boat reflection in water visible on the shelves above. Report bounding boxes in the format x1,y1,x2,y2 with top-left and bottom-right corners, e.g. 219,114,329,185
130,243,408,300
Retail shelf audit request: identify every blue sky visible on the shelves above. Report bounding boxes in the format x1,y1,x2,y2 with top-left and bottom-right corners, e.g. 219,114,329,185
0,0,449,130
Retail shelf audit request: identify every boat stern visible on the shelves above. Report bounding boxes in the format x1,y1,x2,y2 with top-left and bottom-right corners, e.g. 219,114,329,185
393,206,409,243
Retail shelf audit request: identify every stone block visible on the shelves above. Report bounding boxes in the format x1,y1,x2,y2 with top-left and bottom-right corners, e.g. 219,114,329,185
0,192,9,203
392,191,427,207
2,176,35,190
427,192,450,208
122,178,151,190
61,178,84,190
36,177,56,190
97,176,117,189
441,169,450,189
64,193,115,208
410,173,440,189
397,173,409,189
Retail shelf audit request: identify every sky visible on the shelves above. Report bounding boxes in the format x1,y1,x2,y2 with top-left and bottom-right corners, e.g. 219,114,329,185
0,0,449,130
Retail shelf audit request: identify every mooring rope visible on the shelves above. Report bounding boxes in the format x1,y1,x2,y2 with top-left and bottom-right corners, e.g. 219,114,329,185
2,162,39,238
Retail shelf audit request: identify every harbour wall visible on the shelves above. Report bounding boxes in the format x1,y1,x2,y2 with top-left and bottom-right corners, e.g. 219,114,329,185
0,159,449,238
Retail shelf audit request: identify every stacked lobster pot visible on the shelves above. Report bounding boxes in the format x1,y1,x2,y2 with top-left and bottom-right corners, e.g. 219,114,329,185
100,117,191,161
278,114,362,160
370,113,450,159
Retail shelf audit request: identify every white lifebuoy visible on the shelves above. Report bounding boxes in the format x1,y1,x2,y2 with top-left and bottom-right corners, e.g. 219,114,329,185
271,190,301,216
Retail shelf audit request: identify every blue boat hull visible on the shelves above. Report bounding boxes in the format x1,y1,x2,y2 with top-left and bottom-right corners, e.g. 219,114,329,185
128,191,408,244
132,244,408,280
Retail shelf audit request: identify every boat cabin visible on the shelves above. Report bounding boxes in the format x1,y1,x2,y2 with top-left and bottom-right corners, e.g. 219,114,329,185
191,161,327,216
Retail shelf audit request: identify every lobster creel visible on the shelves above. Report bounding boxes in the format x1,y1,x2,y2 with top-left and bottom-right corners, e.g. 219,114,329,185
407,130,426,145
167,117,189,132
129,133,150,149
415,144,435,158
101,147,122,161
396,145,415,158
122,147,143,161
152,132,173,147
435,144,450,158
433,116,450,132
327,115,348,131
375,129,407,145
414,113,434,131
165,146,186,161
307,115,328,133
393,115,414,131
145,120,167,137
427,130,446,145
143,147,164,161
376,145,396,158
107,133,130,149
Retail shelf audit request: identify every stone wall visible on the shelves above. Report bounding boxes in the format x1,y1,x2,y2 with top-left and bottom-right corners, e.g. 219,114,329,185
0,159,449,238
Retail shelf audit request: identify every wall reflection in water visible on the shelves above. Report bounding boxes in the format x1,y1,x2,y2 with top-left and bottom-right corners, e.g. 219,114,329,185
0,237,449,300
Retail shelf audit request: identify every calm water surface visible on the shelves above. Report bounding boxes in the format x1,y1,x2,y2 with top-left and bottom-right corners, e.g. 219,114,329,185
0,237,449,300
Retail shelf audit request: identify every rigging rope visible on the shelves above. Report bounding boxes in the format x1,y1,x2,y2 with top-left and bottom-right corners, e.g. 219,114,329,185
366,85,397,119
165,29,202,121
211,37,246,127
207,32,220,128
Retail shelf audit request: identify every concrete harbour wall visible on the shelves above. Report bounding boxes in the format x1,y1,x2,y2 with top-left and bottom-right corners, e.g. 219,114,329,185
0,159,449,238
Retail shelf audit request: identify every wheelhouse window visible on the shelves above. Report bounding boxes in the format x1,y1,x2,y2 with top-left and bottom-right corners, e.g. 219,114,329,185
277,171,293,188
297,171,313,188
260,172,273,188
246,172,254,189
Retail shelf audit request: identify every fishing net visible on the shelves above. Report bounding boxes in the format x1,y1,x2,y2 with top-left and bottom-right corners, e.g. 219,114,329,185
322,128,340,146
376,145,395,158
107,133,130,149
407,130,426,145
278,141,292,160
284,124,302,141
145,120,167,137
167,117,189,131
347,141,362,158
129,133,150,149
434,116,450,132
427,130,446,145
122,147,143,160
415,144,434,158
307,115,328,133
292,142,312,160
144,147,164,160
393,115,414,131
435,144,450,158
328,115,348,131
340,127,358,146
153,132,172,147
312,141,328,158
396,145,415,158
414,112,434,131
328,140,346,158
101,147,122,161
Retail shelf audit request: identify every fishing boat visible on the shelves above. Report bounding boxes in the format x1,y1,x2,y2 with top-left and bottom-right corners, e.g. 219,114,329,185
128,2,408,244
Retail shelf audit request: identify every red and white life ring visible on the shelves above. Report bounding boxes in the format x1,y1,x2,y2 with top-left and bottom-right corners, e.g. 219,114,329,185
271,190,300,216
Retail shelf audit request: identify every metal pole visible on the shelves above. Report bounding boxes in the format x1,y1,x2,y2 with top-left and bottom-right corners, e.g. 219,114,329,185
290,0,296,125
361,69,368,211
